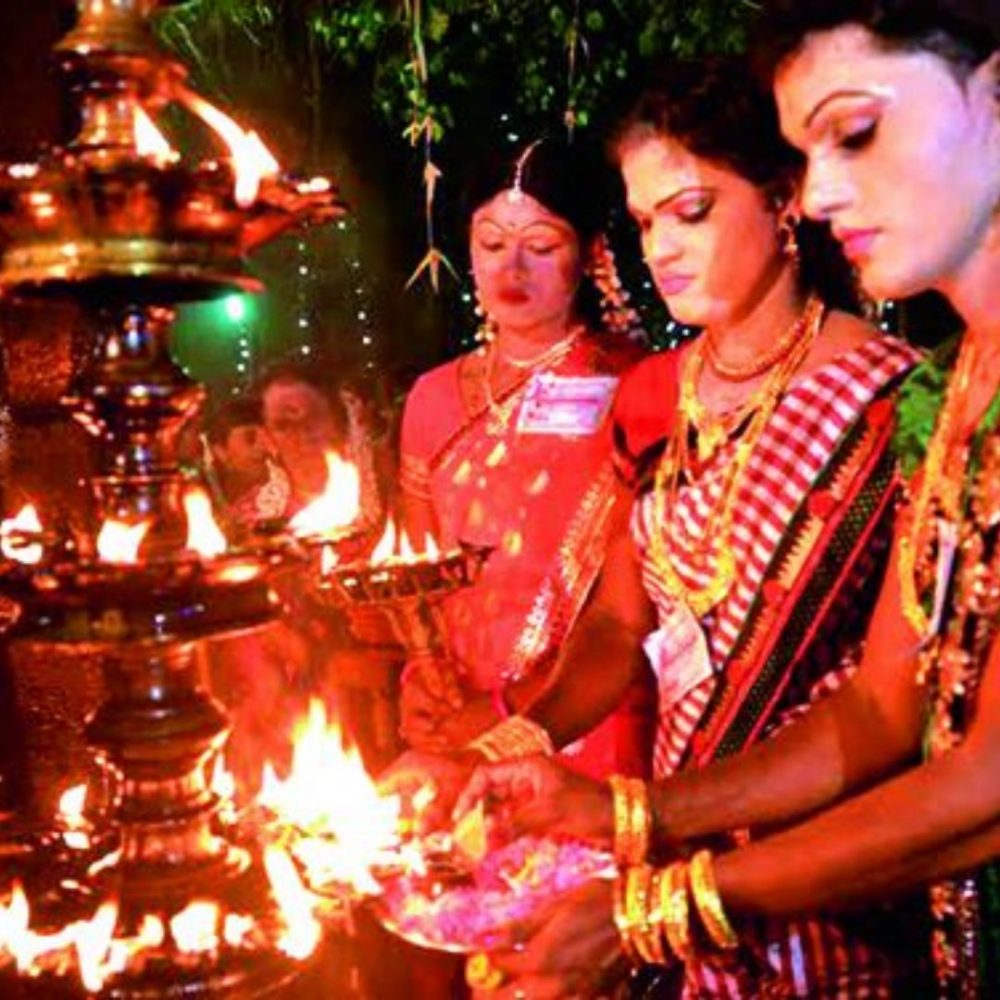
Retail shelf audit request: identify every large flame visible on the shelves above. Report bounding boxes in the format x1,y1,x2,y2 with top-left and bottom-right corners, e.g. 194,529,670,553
181,91,280,207
257,700,403,895
0,504,44,565
133,109,178,165
288,453,361,539
183,488,228,559
96,518,150,565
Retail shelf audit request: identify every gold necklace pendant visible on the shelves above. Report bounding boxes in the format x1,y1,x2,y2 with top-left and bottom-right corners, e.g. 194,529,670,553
650,299,826,617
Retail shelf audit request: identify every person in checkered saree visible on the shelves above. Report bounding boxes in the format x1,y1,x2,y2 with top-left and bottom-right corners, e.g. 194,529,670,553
443,1,1000,997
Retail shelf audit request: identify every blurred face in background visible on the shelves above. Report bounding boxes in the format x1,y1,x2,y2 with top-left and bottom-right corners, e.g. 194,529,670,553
262,379,341,499
470,191,582,337
619,131,787,330
213,423,270,481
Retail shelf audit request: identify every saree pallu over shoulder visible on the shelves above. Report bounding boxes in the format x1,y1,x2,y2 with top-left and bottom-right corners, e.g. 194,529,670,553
635,336,921,776
690,390,900,765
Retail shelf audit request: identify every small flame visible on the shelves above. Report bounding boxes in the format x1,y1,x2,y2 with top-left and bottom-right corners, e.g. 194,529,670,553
0,504,44,565
183,488,228,559
288,453,361,538
263,846,321,960
320,544,339,576
133,109,178,164
424,533,441,558
223,913,254,949
182,92,280,207
370,519,423,565
257,700,402,895
57,784,91,850
170,900,220,955
96,518,150,565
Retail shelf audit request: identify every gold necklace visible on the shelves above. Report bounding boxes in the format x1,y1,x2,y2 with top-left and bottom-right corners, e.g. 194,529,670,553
649,297,825,618
496,325,583,370
898,334,979,638
482,333,579,433
704,302,814,382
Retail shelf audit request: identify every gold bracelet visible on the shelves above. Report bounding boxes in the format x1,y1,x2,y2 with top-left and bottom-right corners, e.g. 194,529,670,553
643,868,669,965
625,865,660,965
660,860,694,961
613,868,640,966
689,849,739,950
467,715,555,762
608,776,651,865
465,951,505,990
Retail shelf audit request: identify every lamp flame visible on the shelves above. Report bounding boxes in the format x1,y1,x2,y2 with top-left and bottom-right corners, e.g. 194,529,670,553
181,91,280,207
96,518,150,564
288,453,361,538
133,109,177,165
257,699,403,895
263,846,321,960
0,504,44,565
170,900,220,955
183,487,228,558
370,519,425,565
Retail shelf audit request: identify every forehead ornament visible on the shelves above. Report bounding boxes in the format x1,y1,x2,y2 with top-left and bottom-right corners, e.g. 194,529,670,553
505,140,544,204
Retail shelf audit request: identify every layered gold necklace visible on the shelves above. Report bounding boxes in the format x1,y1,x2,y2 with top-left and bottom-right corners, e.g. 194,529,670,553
649,296,825,618
897,334,980,638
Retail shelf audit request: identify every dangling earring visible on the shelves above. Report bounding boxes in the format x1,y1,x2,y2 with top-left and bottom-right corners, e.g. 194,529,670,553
473,287,498,350
778,208,801,264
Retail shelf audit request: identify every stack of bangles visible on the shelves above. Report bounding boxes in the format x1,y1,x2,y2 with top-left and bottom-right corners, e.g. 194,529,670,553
608,776,739,966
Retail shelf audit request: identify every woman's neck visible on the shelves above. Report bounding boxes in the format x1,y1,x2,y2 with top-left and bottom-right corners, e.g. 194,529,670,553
495,315,581,363
703,262,804,367
945,224,1000,357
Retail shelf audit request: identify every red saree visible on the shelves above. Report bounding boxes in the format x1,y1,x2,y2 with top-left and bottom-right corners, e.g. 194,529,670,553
399,333,652,778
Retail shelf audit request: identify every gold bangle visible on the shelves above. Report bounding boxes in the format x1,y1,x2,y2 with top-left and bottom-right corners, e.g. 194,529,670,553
643,868,668,965
660,860,694,961
625,865,659,965
613,868,640,966
689,849,739,950
467,715,555,762
608,776,651,865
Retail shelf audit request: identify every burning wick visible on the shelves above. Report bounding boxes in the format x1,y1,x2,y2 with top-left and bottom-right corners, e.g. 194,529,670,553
133,109,178,166
183,487,228,559
0,504,44,565
179,90,280,207
369,519,441,566
95,518,150,565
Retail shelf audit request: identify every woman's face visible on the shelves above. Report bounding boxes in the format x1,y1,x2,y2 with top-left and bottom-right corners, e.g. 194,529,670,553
775,24,1000,300
470,191,582,334
619,134,785,329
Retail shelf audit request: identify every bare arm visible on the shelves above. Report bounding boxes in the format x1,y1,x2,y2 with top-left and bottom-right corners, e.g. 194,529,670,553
651,537,927,843
521,527,657,748
715,626,1000,914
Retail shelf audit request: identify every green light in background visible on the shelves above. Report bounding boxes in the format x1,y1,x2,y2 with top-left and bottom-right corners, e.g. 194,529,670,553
224,294,248,323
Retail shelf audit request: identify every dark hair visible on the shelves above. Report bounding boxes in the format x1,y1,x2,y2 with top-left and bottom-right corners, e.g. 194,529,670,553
463,137,618,328
206,397,262,447
610,56,859,311
464,136,613,247
754,0,998,80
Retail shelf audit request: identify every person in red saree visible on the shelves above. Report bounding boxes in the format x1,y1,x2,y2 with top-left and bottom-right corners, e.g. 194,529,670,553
398,138,653,780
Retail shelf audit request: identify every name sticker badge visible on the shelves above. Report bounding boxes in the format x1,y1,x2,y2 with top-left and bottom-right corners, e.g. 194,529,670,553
516,374,619,436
